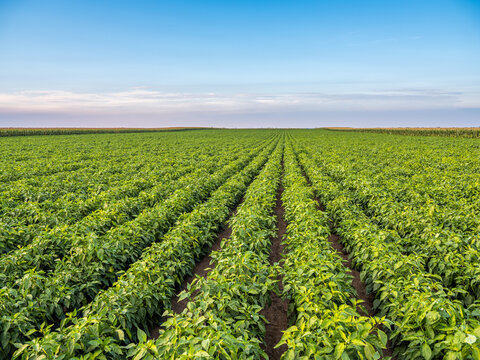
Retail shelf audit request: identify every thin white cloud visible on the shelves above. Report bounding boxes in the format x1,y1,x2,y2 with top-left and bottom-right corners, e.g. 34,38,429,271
0,88,475,115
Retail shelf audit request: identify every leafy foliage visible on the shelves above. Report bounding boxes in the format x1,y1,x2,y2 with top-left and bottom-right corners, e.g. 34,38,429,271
2,129,480,359
141,140,284,359
10,136,279,359
0,131,276,359
295,132,480,359
278,140,388,359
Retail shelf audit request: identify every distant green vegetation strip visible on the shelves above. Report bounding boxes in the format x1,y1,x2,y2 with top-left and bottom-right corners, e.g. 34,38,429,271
0,127,209,137
327,127,480,138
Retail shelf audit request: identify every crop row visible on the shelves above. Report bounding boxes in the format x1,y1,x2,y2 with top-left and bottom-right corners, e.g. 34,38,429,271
0,149,232,288
277,140,388,359
137,138,284,359
0,134,260,252
0,138,247,256
0,130,269,185
309,135,480,234
0,155,150,204
296,143,480,359
0,133,273,287
0,131,275,285
313,145,480,241
1,137,278,358
336,173,480,305
0,140,138,184
304,142,480,305
0,146,205,219
338,167,479,237
0,130,265,203
0,165,190,255
12,135,280,359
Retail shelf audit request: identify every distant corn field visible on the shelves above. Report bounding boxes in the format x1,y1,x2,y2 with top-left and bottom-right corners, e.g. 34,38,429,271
0,127,208,137
326,127,480,138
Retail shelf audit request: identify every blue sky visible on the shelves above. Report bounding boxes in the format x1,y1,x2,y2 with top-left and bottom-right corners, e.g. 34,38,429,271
0,0,479,127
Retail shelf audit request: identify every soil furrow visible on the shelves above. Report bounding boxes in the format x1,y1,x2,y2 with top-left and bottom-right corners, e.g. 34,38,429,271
261,171,288,360
148,211,236,339
328,234,374,315
328,232,394,358
170,219,233,315
301,169,395,358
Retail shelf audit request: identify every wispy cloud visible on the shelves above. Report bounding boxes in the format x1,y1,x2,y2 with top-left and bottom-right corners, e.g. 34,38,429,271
0,88,476,115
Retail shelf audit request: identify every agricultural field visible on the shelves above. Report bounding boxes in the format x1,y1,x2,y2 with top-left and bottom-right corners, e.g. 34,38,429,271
0,128,206,137
0,129,479,359
328,127,480,138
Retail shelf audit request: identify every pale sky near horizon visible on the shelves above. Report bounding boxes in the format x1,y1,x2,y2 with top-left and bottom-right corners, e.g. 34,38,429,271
0,0,479,128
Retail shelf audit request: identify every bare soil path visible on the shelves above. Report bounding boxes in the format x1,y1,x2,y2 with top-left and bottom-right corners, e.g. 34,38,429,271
328,233,375,316
148,211,235,339
261,170,289,360
170,222,233,315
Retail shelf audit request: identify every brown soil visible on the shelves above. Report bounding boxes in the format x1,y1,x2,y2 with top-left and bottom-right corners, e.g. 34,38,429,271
327,228,395,358
326,221,395,357
328,234,374,316
170,224,231,314
260,178,289,360
298,163,395,358
148,218,234,339
300,168,325,211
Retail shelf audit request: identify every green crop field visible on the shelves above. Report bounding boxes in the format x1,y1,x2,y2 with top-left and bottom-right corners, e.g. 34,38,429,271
1,129,479,360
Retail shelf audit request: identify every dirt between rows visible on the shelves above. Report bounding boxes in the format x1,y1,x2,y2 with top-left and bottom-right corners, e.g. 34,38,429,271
171,222,232,314
148,213,235,339
148,161,394,358
260,181,288,359
301,169,394,358
328,233,375,316
150,168,290,358
328,232,394,358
